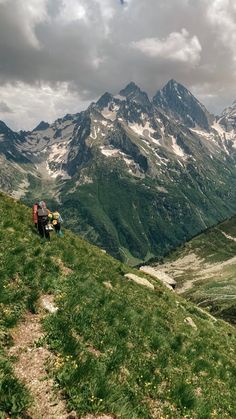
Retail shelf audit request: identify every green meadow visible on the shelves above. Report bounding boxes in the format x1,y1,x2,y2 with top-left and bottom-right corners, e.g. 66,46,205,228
1,192,236,418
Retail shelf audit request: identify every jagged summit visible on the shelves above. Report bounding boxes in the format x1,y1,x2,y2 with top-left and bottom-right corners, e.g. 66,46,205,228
2,79,236,265
33,121,50,132
153,79,213,130
0,120,14,134
221,100,236,117
119,81,151,109
96,92,113,109
119,81,142,96
154,79,189,97
218,100,236,131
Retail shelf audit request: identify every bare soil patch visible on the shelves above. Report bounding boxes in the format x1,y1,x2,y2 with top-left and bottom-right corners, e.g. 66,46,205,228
8,296,73,419
51,257,73,276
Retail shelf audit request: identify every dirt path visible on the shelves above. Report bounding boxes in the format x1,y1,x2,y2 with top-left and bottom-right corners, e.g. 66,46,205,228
8,295,73,419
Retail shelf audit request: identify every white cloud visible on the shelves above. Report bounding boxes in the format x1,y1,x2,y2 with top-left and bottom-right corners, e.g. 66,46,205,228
204,0,236,58
94,0,115,20
132,29,202,65
0,0,236,126
0,82,91,131
57,0,87,24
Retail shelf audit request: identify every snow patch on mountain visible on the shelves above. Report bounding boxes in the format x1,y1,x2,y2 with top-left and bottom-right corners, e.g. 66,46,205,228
48,142,70,163
100,146,140,174
100,147,120,157
46,162,71,180
170,135,185,158
114,94,126,101
156,118,165,136
101,107,117,121
129,121,156,139
212,121,226,136
213,121,236,141
190,127,220,146
155,152,169,166
190,127,208,137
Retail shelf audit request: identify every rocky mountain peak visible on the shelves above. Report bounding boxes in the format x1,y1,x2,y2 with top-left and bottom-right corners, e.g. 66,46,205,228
33,121,50,132
218,101,236,130
119,82,151,109
0,121,18,140
153,79,213,131
96,92,113,109
222,100,236,116
120,81,141,96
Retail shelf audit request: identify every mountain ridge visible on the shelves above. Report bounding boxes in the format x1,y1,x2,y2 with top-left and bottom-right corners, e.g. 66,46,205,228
1,80,236,264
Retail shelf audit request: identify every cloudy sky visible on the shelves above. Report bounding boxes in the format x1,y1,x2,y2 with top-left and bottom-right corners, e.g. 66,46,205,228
0,0,235,130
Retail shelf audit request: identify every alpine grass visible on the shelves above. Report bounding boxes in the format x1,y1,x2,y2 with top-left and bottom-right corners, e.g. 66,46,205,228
1,192,236,417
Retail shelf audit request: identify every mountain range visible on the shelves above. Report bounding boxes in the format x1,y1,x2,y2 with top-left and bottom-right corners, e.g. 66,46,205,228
2,79,236,264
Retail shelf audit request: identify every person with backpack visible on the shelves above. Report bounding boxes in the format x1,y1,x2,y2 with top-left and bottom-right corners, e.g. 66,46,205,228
32,202,38,228
37,201,50,240
52,211,63,237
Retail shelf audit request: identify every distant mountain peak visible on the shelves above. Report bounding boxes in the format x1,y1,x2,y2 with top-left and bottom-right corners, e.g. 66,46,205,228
219,100,236,130
159,79,191,97
0,120,10,129
0,120,15,135
119,81,142,96
153,80,212,130
167,78,180,87
33,121,50,132
96,92,113,109
119,81,151,109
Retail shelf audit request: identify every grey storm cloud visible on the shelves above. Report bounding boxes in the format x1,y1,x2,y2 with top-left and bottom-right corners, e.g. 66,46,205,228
0,101,13,113
0,0,235,130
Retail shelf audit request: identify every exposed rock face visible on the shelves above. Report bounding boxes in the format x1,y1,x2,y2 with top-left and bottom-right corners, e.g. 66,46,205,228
153,79,213,130
2,80,236,264
119,81,152,110
218,101,236,131
124,273,155,290
33,121,50,132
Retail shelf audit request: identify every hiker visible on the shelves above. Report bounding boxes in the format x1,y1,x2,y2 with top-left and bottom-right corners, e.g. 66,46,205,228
37,201,50,240
52,211,63,237
32,202,38,228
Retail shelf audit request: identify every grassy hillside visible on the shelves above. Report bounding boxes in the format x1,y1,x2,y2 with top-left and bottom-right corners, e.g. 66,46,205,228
157,215,236,323
58,154,236,266
2,192,236,417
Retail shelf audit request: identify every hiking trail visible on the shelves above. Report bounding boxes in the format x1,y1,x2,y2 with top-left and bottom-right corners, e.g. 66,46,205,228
8,295,73,419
